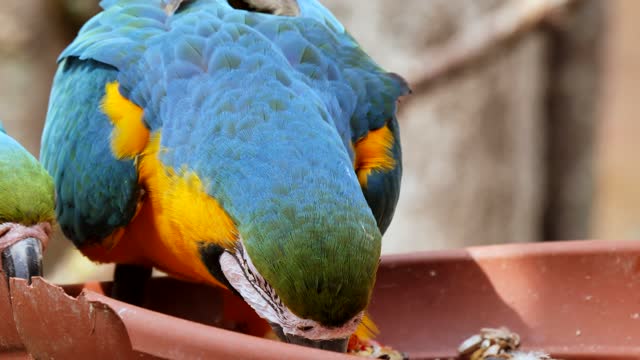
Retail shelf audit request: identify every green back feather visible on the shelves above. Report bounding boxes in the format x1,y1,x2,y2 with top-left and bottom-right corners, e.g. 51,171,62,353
0,129,55,225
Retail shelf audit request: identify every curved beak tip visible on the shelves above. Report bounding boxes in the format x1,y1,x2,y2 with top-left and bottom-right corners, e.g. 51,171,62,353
1,237,43,283
270,322,349,352
281,332,349,353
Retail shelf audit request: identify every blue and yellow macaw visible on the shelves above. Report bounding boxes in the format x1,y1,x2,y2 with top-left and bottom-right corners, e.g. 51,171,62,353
0,122,54,282
41,0,408,352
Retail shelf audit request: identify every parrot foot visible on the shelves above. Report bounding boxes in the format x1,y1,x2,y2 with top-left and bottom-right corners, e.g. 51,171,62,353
1,237,43,284
111,263,152,306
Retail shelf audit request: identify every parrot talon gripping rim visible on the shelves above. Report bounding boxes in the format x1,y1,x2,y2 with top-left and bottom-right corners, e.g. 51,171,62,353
1,237,43,284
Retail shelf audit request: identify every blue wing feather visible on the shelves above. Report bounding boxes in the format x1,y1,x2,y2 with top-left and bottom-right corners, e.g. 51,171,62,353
40,58,140,246
49,0,407,241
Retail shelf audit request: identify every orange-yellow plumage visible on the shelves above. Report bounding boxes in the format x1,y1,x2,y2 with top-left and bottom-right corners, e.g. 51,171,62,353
101,81,149,159
353,124,396,187
84,88,238,286
354,313,379,341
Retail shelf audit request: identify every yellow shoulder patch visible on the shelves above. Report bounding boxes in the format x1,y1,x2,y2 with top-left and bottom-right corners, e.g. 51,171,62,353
83,133,240,285
158,166,239,252
353,124,396,187
137,134,238,281
101,81,150,159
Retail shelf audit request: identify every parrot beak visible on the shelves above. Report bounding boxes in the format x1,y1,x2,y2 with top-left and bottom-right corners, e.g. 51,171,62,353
1,237,43,283
269,322,349,353
284,334,349,353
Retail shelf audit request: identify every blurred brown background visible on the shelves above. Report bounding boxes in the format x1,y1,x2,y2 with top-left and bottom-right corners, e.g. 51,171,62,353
0,0,637,283
593,0,640,240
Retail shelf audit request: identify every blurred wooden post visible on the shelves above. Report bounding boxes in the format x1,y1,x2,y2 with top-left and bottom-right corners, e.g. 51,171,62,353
543,0,604,240
0,1,69,154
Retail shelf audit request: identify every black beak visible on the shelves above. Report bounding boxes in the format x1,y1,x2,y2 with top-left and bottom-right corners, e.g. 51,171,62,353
285,334,349,353
269,322,349,353
1,237,43,283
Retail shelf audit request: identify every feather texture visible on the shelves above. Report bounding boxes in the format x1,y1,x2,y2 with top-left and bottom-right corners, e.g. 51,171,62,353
41,58,140,246
0,125,54,225
43,0,406,327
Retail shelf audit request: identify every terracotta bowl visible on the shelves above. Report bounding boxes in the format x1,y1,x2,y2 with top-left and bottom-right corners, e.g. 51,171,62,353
1,240,639,359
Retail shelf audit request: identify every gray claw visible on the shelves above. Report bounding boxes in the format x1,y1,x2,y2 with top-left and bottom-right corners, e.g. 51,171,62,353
1,237,43,283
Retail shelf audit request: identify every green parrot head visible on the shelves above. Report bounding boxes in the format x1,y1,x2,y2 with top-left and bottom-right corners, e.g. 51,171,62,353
219,215,382,351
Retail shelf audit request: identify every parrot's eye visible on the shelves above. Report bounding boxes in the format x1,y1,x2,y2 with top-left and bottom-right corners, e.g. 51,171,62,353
227,0,300,17
297,325,314,331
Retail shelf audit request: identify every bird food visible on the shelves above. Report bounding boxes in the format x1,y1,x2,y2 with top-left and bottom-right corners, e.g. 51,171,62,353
348,336,408,359
458,327,557,360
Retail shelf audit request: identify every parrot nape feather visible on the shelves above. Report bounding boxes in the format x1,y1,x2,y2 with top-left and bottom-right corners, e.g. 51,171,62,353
0,121,54,282
0,126,54,227
41,0,408,352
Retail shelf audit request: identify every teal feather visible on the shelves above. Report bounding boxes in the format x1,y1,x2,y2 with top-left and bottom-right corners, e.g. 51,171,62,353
40,59,140,246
